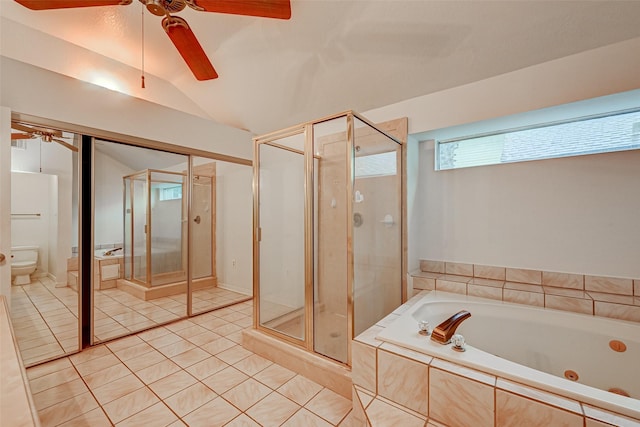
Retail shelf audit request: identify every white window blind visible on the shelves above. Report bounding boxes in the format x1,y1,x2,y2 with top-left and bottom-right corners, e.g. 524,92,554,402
437,110,640,170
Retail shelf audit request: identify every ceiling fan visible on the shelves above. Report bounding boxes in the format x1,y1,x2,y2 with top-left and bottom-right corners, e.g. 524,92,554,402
11,122,78,152
14,0,292,81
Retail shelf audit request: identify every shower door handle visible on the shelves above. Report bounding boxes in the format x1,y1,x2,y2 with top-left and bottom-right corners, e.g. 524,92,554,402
194,215,201,224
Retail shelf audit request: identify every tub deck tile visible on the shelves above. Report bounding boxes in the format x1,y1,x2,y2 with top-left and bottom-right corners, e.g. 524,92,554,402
420,260,445,274
470,278,505,288
496,378,583,415
365,397,425,427
504,282,544,293
353,325,384,348
379,342,433,365
496,389,584,427
473,264,506,281
505,268,542,285
587,292,639,306
543,272,584,290
429,367,494,427
544,294,594,315
503,289,544,307
582,405,640,427
585,276,634,296
467,284,503,301
594,301,640,323
430,358,496,386
435,279,467,295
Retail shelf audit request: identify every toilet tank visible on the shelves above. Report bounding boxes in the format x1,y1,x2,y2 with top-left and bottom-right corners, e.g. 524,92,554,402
11,246,39,263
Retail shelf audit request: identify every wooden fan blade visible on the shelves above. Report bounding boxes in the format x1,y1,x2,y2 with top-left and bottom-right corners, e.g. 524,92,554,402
12,122,62,137
189,0,291,19
11,133,34,140
52,138,79,152
162,16,218,81
14,0,131,10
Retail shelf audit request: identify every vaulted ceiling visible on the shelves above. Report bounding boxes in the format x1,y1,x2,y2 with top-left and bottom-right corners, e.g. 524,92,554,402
2,0,640,135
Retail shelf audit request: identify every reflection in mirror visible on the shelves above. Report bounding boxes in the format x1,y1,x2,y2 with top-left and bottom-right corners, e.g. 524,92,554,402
93,140,188,343
9,121,80,366
190,157,253,315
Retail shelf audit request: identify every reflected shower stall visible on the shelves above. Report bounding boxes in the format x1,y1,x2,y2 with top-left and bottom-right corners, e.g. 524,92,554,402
123,169,187,290
254,111,404,365
121,169,217,299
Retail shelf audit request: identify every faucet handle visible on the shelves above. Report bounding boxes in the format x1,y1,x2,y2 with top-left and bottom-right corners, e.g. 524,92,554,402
418,320,430,336
451,334,466,352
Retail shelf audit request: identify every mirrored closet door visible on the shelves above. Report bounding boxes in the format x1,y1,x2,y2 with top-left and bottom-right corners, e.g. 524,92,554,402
189,156,253,316
92,140,188,343
8,121,80,366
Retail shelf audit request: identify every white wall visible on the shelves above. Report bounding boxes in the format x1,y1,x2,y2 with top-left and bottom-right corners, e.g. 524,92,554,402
10,172,54,278
93,150,134,247
10,135,73,285
215,163,253,295
363,36,640,279
364,37,640,136
0,57,253,159
418,141,640,278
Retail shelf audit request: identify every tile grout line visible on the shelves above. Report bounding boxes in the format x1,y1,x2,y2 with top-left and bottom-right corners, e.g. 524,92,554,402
16,280,70,358
30,299,352,427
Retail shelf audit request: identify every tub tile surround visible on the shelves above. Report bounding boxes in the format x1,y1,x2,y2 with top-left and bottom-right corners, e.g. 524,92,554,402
413,260,640,324
351,290,640,427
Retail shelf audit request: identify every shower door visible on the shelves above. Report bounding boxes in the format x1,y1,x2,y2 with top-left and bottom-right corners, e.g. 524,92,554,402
131,173,148,283
256,133,307,343
149,171,187,286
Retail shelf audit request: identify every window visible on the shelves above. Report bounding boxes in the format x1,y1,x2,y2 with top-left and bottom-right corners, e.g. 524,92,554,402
159,185,182,201
11,140,28,150
436,109,640,170
355,151,397,178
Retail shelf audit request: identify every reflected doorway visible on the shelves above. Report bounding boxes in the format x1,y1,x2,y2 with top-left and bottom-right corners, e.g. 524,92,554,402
189,157,253,316
8,121,80,366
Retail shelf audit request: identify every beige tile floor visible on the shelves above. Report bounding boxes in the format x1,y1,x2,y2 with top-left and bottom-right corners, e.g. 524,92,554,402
11,278,250,366
26,300,355,427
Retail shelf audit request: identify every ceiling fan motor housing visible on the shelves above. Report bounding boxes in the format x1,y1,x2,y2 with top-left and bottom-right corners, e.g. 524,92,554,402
140,0,185,16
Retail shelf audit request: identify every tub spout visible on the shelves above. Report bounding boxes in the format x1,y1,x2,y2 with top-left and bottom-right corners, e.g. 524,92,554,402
431,310,471,344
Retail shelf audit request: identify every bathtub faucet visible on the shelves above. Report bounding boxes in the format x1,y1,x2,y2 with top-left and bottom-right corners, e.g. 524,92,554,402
431,310,471,344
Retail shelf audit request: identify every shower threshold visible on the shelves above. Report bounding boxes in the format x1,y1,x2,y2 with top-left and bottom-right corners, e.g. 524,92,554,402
116,276,216,301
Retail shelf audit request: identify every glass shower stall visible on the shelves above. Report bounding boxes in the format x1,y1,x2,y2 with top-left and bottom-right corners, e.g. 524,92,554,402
123,169,188,288
253,111,404,365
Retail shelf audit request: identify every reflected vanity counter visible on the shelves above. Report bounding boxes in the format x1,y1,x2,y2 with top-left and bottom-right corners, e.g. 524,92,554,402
350,290,640,427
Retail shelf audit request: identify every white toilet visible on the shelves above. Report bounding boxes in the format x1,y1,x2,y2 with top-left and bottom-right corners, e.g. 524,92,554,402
11,246,39,285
